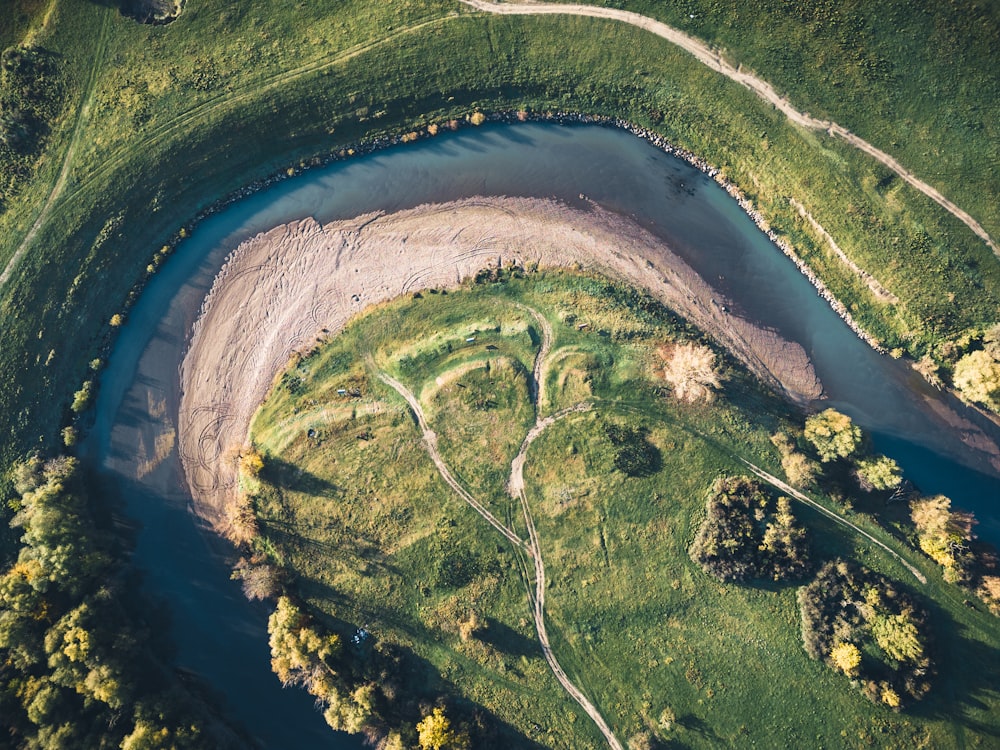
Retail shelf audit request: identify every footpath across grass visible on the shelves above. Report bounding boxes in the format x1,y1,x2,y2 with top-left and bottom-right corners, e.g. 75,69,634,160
248,270,1000,748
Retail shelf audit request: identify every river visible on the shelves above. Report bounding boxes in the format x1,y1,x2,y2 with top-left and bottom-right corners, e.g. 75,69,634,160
86,123,1000,748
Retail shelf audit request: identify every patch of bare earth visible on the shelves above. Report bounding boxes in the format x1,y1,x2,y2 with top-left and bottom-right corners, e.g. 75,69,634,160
178,196,821,525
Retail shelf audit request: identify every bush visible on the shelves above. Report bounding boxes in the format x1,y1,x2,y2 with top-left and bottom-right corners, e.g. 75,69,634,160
689,476,810,582
798,560,932,707
804,408,862,462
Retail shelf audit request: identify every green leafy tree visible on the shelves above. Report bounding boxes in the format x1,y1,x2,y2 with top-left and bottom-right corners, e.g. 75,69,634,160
855,454,902,491
953,349,1000,411
417,707,469,750
804,408,863,462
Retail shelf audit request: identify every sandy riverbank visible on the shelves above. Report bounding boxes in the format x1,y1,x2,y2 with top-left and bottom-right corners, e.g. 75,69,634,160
177,195,821,525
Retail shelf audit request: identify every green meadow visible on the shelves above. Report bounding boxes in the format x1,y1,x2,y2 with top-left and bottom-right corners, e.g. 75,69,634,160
247,271,1000,747
1,0,999,478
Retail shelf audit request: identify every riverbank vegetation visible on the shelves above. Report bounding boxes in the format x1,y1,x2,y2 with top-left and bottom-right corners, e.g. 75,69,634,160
0,0,998,744
243,271,1000,748
0,457,248,748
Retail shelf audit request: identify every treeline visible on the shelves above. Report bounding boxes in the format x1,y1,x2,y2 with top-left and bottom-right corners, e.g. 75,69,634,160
0,456,248,749
799,560,932,709
0,45,64,212
689,475,810,582
266,596,475,749
785,407,1000,615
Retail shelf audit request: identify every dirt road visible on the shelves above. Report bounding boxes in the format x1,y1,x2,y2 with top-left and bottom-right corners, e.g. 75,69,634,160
460,0,997,256
380,305,623,749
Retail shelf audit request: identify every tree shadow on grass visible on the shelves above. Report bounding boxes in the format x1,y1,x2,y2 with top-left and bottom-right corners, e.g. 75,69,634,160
902,593,1000,740
261,455,340,498
479,618,540,659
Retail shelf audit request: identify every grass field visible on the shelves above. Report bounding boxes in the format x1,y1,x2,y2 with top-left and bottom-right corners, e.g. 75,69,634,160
248,271,1000,747
0,0,999,489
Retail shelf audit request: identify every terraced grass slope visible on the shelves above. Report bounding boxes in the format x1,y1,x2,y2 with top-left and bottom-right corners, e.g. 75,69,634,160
248,271,1000,748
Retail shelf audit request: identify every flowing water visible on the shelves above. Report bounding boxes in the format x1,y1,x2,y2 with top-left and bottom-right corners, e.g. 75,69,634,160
87,123,1000,747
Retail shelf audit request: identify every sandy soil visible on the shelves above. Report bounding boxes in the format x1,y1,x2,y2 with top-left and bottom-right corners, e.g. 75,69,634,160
178,196,821,525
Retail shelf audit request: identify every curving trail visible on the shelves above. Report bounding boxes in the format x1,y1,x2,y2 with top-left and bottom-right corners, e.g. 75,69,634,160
0,11,112,290
377,371,526,549
459,0,998,256
378,304,623,750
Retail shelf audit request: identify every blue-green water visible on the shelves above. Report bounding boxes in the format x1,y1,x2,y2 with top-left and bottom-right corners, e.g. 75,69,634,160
89,123,1000,747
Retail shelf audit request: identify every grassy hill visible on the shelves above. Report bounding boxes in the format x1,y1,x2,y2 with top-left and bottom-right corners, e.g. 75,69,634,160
246,270,1000,748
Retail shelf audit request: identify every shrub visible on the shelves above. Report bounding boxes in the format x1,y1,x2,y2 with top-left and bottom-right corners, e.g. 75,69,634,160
804,408,862,462
798,560,932,707
689,476,809,582
658,342,720,403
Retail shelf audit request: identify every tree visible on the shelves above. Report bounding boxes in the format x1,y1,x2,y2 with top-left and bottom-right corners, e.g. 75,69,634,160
872,612,924,662
830,642,861,676
70,380,93,413
804,408,862,462
855,455,902,491
953,349,1000,411
689,476,809,582
417,707,469,750
659,342,721,403
910,495,975,580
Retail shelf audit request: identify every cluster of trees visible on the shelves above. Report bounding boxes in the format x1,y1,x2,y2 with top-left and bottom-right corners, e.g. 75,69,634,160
798,560,933,708
801,408,902,493
919,325,1000,416
0,45,63,210
0,456,246,749
794,409,1000,617
267,596,472,749
910,495,1000,614
689,475,810,582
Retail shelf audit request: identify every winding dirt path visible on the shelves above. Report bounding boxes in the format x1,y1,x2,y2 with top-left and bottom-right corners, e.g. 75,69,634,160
376,372,525,549
379,305,623,749
740,459,927,584
0,11,112,289
460,0,998,256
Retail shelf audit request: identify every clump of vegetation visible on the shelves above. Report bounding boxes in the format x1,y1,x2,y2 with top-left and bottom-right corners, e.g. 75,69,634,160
417,706,471,750
0,45,63,210
798,560,933,708
689,475,810,582
804,408,863,462
952,326,1000,413
909,494,1000,614
658,341,720,403
0,456,246,748
910,495,976,582
855,454,903,492
770,432,819,489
